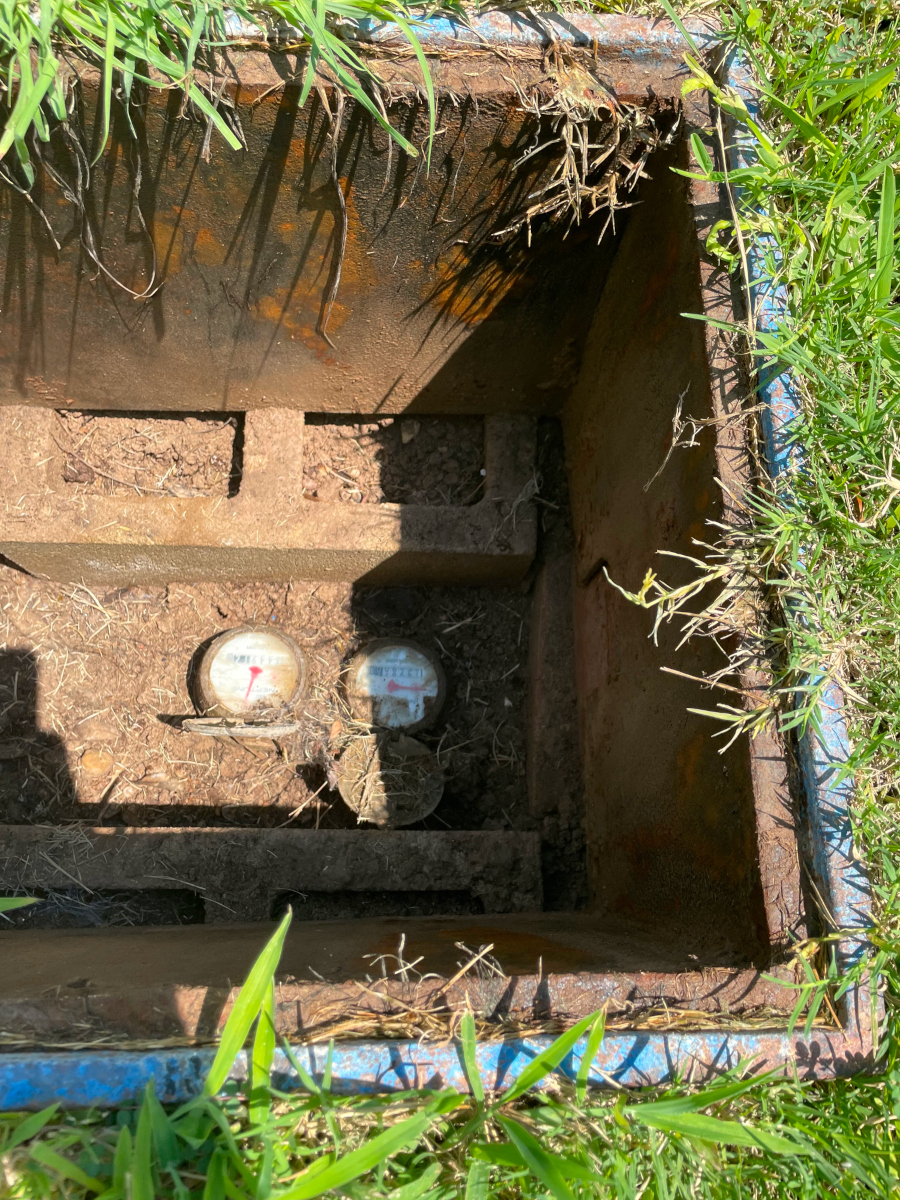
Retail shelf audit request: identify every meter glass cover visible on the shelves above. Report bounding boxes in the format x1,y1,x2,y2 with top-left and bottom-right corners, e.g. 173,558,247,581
206,630,301,715
351,643,442,729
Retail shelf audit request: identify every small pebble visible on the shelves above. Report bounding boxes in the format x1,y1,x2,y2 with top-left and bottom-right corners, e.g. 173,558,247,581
81,748,114,776
401,419,420,445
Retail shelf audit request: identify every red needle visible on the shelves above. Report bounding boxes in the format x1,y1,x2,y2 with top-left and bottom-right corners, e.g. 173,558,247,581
387,678,427,693
245,665,263,700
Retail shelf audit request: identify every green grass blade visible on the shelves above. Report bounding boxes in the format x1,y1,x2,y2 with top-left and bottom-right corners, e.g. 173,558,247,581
147,1082,180,1171
875,164,896,302
188,82,243,151
281,1039,322,1095
500,1012,599,1104
280,1108,443,1199
496,1116,575,1200
764,93,837,149
29,1143,105,1193
205,909,292,1096
629,1110,812,1155
620,1071,778,1119
382,1162,442,1200
0,52,57,161
2,1105,58,1152
254,1136,275,1200
111,1124,132,1196
186,1,207,73
392,14,434,164
133,1083,156,1200
464,1160,490,1200
0,896,36,913
474,1141,600,1184
90,4,116,165
575,1009,606,1104
690,131,714,177
459,1010,483,1104
322,1039,334,1094
656,0,699,54
249,979,276,1125
203,1149,228,1200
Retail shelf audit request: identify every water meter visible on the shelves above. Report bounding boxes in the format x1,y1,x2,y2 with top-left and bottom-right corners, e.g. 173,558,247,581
190,626,307,732
344,639,445,732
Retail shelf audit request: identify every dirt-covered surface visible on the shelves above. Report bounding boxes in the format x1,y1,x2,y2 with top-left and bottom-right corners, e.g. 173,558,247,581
0,576,353,828
0,574,530,835
302,416,484,505
0,419,586,921
55,411,238,497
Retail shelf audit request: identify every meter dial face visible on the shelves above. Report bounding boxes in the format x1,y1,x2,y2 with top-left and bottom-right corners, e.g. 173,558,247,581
345,640,445,732
199,628,305,718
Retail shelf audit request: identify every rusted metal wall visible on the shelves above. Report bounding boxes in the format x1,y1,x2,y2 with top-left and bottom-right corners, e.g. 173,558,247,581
0,56,630,415
563,138,773,963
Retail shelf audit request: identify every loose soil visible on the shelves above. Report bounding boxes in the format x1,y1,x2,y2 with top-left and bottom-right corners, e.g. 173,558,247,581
0,574,531,836
55,411,238,497
302,416,484,505
0,420,586,921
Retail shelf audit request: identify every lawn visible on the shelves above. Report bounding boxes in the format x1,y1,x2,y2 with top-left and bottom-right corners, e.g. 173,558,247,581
2,0,900,1195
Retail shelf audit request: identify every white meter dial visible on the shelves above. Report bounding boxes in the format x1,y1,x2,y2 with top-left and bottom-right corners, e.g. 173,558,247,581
196,627,306,719
344,639,445,732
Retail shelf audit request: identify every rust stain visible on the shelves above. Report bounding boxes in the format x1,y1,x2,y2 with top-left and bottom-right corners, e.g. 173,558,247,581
193,228,227,267
151,220,184,276
255,289,347,362
251,186,374,358
428,244,526,327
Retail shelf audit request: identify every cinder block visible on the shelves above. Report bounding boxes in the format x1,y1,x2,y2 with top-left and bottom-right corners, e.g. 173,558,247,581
0,408,536,585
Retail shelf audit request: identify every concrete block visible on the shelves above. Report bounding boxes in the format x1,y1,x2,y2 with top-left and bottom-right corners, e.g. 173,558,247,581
0,408,536,585
0,826,543,921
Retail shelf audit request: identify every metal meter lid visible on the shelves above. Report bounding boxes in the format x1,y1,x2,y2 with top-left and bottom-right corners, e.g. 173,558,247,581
344,639,445,732
195,626,307,720
337,733,445,827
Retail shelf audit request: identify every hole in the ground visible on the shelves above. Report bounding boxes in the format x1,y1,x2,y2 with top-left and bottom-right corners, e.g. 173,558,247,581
0,109,804,1024
52,411,244,498
303,416,484,505
272,889,485,921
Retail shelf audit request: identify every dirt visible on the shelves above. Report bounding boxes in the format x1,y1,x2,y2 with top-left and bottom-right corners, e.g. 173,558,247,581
0,576,353,829
0,572,528,825
347,585,531,836
302,416,484,505
0,570,532,835
55,411,238,497
0,419,586,921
